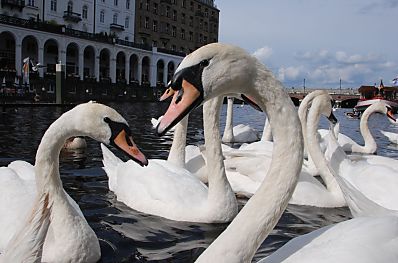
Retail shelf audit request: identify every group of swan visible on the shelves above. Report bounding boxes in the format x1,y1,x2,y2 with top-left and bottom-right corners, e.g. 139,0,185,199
2,43,398,262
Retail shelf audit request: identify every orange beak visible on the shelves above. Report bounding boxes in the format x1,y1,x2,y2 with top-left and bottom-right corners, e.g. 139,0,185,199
113,129,148,166
156,80,201,136
159,87,175,101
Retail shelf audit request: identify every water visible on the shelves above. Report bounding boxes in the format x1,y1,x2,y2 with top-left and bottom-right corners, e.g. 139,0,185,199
0,102,397,262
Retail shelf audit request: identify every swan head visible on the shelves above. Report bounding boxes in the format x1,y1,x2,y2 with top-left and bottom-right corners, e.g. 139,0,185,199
365,101,396,123
62,102,148,166
309,92,338,124
156,43,259,135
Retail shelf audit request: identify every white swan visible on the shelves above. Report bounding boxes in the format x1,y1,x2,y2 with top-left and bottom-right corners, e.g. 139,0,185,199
223,90,346,207
221,96,260,143
102,95,238,223
331,102,395,154
157,43,398,263
0,192,51,263
380,130,398,144
0,102,148,262
153,43,302,261
323,103,398,212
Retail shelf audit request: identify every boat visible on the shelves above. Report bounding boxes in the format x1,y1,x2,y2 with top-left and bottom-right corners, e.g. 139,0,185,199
354,80,398,113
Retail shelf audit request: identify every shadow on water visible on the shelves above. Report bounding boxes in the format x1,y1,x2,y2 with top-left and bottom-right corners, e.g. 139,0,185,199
2,103,397,262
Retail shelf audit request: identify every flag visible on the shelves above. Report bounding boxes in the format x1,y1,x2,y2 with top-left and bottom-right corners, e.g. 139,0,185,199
22,57,30,86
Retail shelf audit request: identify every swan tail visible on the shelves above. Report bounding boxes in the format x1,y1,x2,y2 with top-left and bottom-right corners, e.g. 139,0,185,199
2,192,52,263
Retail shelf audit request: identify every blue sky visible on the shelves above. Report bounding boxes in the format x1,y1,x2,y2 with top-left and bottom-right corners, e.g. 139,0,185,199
216,0,398,89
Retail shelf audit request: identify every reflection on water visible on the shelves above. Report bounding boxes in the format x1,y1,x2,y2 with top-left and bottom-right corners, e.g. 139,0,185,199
0,103,397,262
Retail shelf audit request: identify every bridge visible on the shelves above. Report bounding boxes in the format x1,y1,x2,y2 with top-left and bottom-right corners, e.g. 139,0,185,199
288,88,359,108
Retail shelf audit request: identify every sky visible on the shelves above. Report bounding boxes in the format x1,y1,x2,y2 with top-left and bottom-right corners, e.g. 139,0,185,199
216,0,398,89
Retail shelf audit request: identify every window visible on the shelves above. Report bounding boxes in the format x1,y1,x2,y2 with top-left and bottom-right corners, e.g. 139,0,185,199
165,23,170,33
50,0,57,11
82,6,88,19
190,1,193,11
204,8,208,17
181,13,185,24
125,17,129,28
199,33,203,43
153,20,158,32
67,1,73,12
166,6,170,17
181,0,185,8
172,10,177,21
113,13,118,24
180,28,185,39
153,3,158,14
139,0,143,9
126,0,130,9
100,10,105,23
145,0,150,11
172,26,176,37
114,0,118,6
172,44,176,51
28,0,35,6
204,21,208,31
189,31,193,41
152,40,157,47
189,16,193,26
144,17,149,28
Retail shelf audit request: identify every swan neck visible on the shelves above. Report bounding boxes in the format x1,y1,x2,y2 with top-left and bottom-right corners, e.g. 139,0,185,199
34,118,73,194
261,117,272,141
222,97,234,142
359,108,376,153
197,66,303,262
204,97,237,217
167,116,188,167
306,105,342,193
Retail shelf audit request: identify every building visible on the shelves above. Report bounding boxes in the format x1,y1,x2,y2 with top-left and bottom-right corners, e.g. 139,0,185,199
134,0,219,54
0,0,218,101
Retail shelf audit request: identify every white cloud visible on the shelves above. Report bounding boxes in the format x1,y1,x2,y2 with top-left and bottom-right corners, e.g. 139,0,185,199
278,66,303,82
252,46,273,61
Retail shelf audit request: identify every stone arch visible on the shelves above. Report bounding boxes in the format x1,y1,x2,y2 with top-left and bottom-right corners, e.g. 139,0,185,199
141,56,150,84
43,38,59,74
0,31,17,72
116,51,126,82
167,61,175,82
129,54,139,82
156,59,165,85
21,35,39,67
83,45,95,79
99,48,110,79
66,42,79,76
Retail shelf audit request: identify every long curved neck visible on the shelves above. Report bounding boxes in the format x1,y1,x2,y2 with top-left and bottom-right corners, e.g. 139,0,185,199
222,97,234,142
306,103,343,195
167,116,188,167
357,108,377,153
35,116,73,196
260,117,272,141
204,97,238,221
197,64,303,262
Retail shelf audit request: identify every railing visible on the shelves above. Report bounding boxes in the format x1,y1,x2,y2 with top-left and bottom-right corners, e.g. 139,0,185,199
0,14,184,58
115,39,152,51
157,47,186,57
1,0,25,10
110,23,124,30
63,11,82,22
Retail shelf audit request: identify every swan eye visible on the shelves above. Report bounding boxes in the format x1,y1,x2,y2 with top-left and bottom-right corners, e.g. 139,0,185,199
104,117,111,123
200,59,210,67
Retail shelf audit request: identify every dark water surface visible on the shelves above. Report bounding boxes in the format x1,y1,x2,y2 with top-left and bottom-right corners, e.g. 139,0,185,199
1,102,397,262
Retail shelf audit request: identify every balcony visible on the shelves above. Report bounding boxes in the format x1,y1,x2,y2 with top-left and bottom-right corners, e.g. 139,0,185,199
1,0,25,11
110,23,124,31
160,0,172,4
63,11,82,23
195,11,204,17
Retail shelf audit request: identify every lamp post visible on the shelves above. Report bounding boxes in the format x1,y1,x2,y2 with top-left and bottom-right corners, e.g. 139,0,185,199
303,78,306,94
